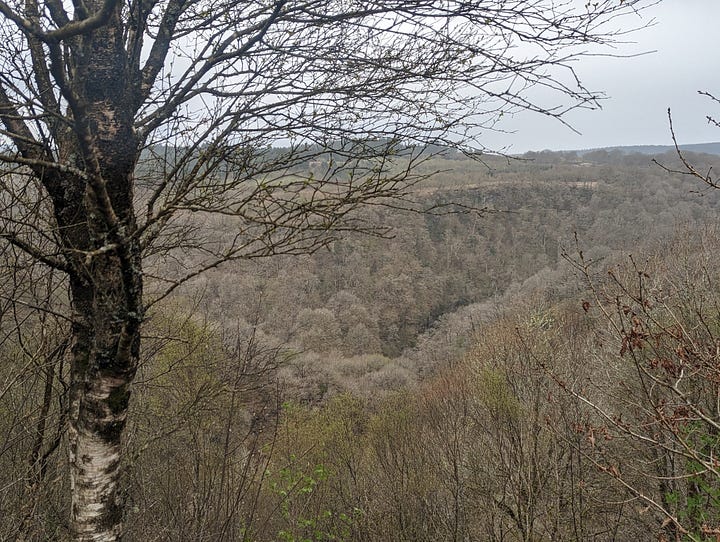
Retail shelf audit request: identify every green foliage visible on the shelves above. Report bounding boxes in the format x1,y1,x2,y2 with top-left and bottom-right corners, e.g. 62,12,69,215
269,460,356,542
139,308,226,427
662,423,720,541
266,455,362,542
476,367,522,420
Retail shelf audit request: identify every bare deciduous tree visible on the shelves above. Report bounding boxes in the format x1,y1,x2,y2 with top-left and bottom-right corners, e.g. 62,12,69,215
558,231,720,540
0,0,651,539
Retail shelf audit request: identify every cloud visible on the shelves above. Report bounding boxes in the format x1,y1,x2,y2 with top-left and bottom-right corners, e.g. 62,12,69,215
482,2,720,153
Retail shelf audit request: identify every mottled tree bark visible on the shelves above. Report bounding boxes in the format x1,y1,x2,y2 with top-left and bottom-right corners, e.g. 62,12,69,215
59,7,143,537
67,262,142,540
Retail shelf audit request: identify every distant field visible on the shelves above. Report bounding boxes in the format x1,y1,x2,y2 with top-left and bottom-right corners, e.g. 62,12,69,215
571,141,720,156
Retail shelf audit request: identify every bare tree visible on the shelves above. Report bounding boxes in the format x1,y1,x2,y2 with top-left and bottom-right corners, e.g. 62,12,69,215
654,99,720,190
0,0,652,539
557,231,720,540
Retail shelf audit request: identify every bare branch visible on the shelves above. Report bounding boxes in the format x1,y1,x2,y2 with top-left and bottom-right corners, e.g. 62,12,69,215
0,232,69,272
652,108,718,188
0,0,121,41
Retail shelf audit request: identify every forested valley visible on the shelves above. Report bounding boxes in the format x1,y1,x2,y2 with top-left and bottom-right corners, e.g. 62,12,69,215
4,146,720,540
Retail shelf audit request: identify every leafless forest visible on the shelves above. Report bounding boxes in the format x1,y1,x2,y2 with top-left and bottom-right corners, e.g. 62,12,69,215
4,146,720,540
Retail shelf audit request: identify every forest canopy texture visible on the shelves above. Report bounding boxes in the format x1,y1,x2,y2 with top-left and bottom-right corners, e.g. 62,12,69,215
0,1,658,540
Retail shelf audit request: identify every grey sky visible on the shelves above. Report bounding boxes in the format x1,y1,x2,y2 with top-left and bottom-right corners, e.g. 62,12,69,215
483,1,720,153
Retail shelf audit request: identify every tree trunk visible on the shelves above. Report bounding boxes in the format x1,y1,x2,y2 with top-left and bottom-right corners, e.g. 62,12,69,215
62,195,142,541
66,249,142,541
56,5,143,538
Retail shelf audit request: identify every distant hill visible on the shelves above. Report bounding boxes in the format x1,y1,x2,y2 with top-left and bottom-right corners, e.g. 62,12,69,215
575,142,720,156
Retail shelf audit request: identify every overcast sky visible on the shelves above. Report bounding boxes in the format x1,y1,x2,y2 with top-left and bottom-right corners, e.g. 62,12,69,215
482,1,720,153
